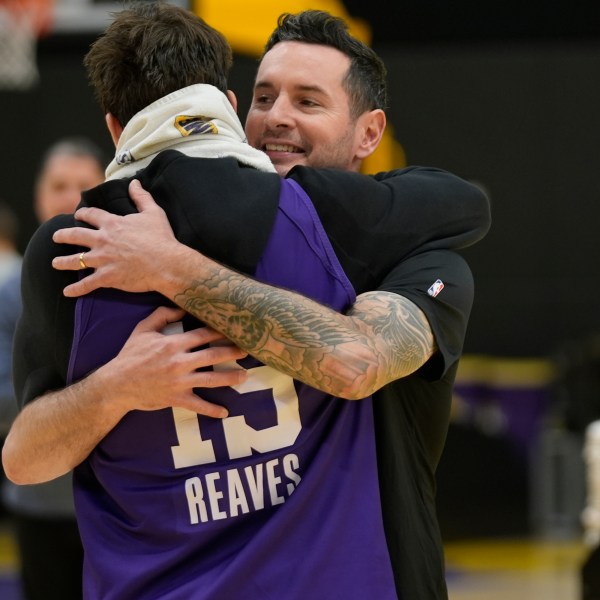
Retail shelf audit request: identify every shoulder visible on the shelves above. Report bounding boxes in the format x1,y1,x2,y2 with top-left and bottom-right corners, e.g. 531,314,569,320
287,164,483,203
139,151,282,273
289,165,491,250
21,215,80,311
378,249,474,372
23,214,78,273
15,216,79,405
379,250,474,310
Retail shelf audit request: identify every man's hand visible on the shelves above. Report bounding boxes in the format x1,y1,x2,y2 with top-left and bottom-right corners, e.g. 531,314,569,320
2,306,247,485
100,306,248,419
52,179,183,297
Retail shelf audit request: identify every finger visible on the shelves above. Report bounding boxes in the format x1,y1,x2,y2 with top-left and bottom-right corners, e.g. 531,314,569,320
189,367,248,389
188,345,248,370
179,326,232,349
53,249,98,272
129,179,159,212
72,206,115,229
52,226,98,247
62,277,101,297
166,327,248,359
177,395,229,419
134,306,187,333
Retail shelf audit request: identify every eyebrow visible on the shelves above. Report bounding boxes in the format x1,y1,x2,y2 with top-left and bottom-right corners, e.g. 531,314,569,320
253,80,330,97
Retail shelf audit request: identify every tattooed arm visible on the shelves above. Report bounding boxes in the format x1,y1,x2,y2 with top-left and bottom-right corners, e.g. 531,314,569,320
169,253,435,400
53,181,436,399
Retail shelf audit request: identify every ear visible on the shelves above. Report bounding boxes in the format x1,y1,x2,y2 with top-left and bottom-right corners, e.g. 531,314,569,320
226,89,238,113
105,113,124,147
354,109,386,160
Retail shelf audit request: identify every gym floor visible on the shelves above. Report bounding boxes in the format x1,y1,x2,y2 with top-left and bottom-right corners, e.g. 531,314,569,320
446,537,586,599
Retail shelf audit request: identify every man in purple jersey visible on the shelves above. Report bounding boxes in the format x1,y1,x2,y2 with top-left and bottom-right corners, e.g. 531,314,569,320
3,6,490,600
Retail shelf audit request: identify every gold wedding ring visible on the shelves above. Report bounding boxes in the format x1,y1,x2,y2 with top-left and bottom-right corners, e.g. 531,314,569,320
79,252,88,270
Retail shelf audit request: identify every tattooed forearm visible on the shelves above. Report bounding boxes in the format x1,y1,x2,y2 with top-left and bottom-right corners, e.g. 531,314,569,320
179,269,360,348
349,291,436,379
173,264,435,399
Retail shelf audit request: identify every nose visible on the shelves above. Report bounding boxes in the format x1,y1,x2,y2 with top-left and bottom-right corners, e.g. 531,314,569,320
263,95,295,129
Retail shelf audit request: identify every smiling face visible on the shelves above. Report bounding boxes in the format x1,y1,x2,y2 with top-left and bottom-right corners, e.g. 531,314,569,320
245,41,370,176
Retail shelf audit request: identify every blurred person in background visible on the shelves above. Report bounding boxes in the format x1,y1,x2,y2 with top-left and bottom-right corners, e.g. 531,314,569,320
0,137,105,600
0,201,21,435
0,202,20,286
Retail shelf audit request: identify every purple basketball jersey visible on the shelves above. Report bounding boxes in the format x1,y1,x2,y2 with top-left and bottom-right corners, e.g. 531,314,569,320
68,179,398,599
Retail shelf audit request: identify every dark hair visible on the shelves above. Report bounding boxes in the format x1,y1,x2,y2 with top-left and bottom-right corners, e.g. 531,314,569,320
0,201,19,245
264,10,388,119
84,1,233,126
39,136,107,172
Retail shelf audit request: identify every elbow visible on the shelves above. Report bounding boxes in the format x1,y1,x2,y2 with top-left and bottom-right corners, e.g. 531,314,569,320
334,362,420,401
471,186,492,239
335,377,382,401
340,391,372,401
2,436,44,485
2,443,28,485
324,354,390,401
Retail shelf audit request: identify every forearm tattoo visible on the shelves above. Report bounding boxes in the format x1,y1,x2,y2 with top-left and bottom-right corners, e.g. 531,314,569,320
348,292,436,383
174,266,435,398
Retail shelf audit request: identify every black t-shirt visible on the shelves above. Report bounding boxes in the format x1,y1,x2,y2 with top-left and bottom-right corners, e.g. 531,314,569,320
14,150,488,600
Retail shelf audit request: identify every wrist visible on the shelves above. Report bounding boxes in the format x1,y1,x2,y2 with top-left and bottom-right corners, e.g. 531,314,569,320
156,243,212,300
87,363,133,423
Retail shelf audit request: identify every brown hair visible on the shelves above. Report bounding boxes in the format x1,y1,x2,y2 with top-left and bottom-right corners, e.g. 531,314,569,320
84,1,233,126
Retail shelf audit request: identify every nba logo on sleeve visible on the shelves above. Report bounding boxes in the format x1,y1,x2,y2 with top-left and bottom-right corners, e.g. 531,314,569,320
427,279,444,297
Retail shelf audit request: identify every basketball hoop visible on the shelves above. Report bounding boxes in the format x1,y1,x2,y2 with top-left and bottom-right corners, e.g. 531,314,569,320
0,0,53,91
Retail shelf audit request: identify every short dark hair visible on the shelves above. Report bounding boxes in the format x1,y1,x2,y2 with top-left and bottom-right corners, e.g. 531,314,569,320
264,10,388,119
84,1,233,126
38,136,106,173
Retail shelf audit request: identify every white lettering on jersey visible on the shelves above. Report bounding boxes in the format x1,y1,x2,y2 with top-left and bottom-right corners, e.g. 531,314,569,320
171,361,301,468
171,406,217,468
185,477,208,525
184,453,302,524
265,458,284,506
227,469,250,517
162,328,305,524
283,454,301,495
223,365,302,459
244,464,264,510
205,472,227,520
165,322,217,468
